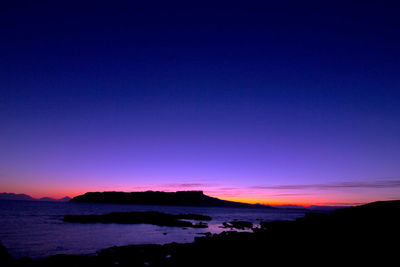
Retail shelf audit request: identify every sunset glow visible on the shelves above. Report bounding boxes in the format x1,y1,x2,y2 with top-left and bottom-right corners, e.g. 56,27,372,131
1,1,400,207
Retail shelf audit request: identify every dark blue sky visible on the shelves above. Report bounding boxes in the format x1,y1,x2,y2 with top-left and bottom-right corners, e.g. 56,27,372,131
1,0,400,205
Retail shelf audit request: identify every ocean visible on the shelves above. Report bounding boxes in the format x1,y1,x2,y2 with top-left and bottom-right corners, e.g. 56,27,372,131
0,200,307,259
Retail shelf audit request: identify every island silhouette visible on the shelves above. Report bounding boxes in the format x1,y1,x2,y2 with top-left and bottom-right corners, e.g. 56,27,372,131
70,190,273,208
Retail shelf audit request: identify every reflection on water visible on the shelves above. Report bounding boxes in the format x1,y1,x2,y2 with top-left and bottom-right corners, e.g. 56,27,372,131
0,200,306,259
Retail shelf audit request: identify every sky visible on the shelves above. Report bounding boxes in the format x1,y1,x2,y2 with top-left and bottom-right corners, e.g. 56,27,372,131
1,0,400,206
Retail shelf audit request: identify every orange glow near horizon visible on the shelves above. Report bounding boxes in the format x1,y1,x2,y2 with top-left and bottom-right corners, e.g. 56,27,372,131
1,187,373,207
218,196,358,207
0,176,394,206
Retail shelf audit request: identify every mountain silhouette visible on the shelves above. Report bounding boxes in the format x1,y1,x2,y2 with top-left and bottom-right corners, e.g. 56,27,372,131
0,193,34,201
71,191,274,208
0,193,71,202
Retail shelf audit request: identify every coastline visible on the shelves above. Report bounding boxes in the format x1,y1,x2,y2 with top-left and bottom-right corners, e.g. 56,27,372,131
2,200,399,266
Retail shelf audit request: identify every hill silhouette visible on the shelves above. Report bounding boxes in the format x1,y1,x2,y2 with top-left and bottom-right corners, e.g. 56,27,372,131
0,193,34,201
70,191,273,208
0,193,71,202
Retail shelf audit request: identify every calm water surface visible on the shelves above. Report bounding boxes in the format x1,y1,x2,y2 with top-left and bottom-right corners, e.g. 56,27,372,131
0,200,306,259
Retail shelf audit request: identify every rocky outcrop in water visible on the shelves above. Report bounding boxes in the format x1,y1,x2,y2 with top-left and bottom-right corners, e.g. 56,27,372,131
221,220,253,230
63,211,210,228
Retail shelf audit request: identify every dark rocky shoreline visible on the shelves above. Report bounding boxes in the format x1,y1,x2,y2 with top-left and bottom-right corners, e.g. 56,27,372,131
63,211,211,228
2,200,399,266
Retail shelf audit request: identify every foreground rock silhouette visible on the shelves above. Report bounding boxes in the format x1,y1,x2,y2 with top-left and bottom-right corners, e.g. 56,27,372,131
63,211,211,228
0,243,14,266
3,200,400,266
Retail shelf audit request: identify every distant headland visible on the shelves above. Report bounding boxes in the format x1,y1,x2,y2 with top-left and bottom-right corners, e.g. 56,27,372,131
0,192,71,202
70,190,274,208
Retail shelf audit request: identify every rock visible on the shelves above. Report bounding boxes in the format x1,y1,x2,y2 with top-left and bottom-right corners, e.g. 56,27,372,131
221,220,253,230
63,211,210,228
0,243,13,265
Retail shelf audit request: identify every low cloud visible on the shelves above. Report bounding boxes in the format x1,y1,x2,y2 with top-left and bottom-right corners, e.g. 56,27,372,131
268,193,311,197
318,202,365,206
161,183,212,188
251,178,400,191
176,183,206,187
215,187,239,191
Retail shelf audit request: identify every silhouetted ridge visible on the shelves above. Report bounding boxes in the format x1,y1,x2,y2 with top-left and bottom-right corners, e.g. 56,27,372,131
0,193,71,202
71,191,273,208
0,192,34,201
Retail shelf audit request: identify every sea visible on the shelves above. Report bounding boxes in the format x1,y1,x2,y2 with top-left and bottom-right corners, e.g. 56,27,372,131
0,200,307,259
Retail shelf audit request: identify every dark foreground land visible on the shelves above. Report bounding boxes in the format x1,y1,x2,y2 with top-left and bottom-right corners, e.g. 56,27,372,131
2,200,400,266
63,211,211,228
